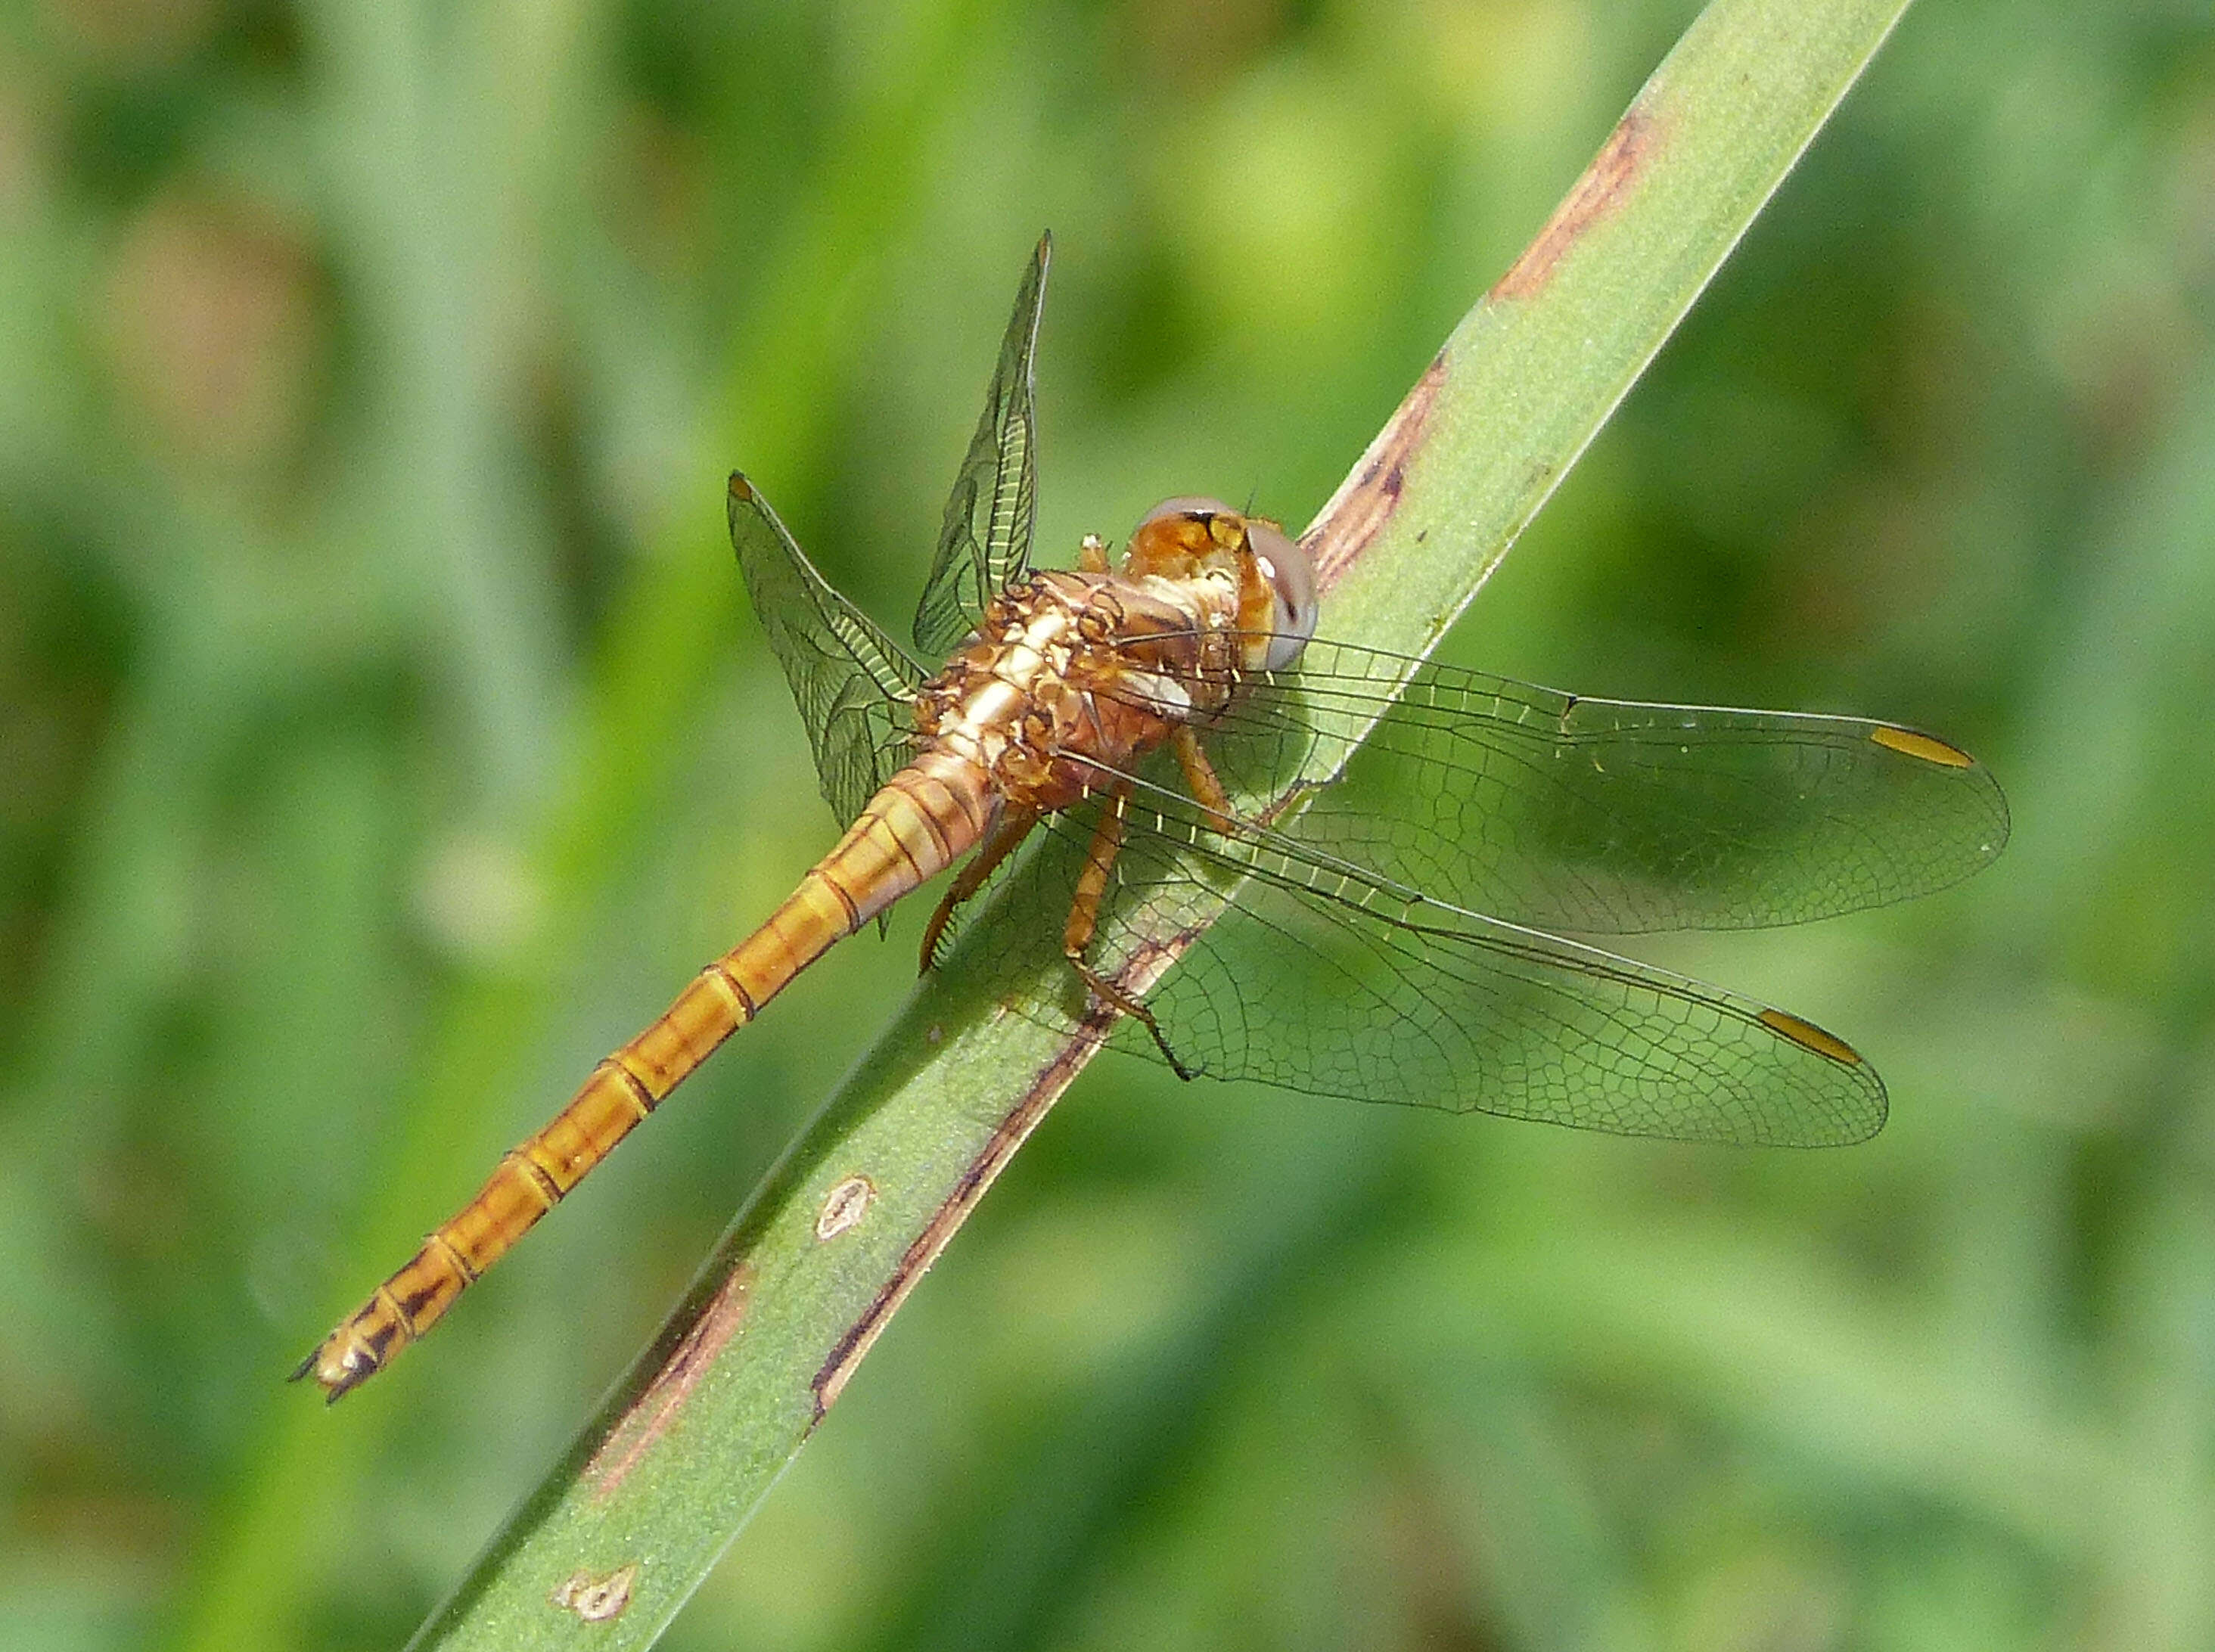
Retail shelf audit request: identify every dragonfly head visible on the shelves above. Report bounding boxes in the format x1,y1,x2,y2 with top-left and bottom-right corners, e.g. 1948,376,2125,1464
1128,498,1318,672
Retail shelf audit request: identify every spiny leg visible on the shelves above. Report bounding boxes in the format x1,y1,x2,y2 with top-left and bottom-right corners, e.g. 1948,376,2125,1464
1063,785,1193,1080
1172,726,1234,836
919,807,1039,973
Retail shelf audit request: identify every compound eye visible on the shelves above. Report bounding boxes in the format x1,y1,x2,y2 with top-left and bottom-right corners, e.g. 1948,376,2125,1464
1246,517,1317,669
1136,495,1237,528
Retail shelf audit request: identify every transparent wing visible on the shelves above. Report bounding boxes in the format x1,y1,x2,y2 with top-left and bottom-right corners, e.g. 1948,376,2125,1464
1105,637,2010,935
912,234,1049,659
945,782,1886,1145
933,640,2009,1141
728,473,924,827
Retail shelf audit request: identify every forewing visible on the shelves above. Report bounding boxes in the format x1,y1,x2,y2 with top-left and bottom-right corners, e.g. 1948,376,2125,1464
1146,639,2010,935
728,474,924,827
912,234,1049,659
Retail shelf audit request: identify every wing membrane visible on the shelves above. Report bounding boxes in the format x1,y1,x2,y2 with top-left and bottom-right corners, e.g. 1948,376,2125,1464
728,474,924,827
912,234,1049,658
934,630,2010,1141
1108,637,2010,935
944,781,1885,1145
1145,852,1888,1146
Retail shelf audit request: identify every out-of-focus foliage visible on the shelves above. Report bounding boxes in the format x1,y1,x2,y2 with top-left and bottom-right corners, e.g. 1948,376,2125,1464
1,0,2209,1648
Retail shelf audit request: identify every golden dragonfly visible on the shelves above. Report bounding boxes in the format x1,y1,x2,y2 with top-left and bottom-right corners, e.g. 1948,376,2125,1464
298,236,2008,1400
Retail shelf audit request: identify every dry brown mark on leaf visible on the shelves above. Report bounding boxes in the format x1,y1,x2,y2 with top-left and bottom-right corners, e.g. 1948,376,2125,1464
586,1265,754,1497
810,937,1194,1418
1491,105,1660,302
1305,349,1448,592
551,1562,639,1623
815,1174,878,1241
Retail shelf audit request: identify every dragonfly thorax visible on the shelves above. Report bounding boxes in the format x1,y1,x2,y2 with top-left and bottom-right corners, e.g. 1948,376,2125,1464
914,567,1244,817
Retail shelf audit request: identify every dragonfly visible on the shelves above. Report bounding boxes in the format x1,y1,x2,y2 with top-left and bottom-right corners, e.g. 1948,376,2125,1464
297,235,2008,1400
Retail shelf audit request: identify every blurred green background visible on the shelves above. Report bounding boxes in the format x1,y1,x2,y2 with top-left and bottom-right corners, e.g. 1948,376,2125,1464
4,0,2212,1647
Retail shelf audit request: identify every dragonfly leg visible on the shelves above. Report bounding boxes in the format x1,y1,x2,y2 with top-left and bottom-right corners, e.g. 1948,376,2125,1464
1064,787,1194,1079
919,807,1039,973
1173,727,1234,835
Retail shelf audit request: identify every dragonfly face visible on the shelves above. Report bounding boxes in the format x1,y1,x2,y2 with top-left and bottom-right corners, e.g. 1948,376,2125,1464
1121,497,1319,672
297,233,2007,1401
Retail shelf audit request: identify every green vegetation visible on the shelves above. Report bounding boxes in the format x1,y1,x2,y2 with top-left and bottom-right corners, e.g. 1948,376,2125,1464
1,2,2209,1650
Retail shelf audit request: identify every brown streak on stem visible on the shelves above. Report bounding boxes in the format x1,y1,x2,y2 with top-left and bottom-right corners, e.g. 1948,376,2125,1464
809,1031,1099,1419
1303,349,1446,593
809,939,1191,1421
587,1265,755,1498
1491,106,1659,302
